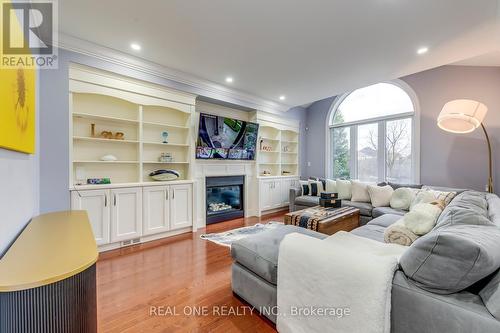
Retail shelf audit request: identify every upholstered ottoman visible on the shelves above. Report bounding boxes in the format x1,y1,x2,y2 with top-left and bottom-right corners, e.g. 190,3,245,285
231,224,327,323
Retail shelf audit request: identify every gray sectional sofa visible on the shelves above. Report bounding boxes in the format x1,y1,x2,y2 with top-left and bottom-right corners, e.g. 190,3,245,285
231,190,500,332
289,184,463,225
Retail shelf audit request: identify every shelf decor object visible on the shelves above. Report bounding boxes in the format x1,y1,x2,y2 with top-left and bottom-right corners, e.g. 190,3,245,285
149,169,180,181
100,154,117,161
87,178,111,185
438,99,493,193
159,153,173,163
162,130,169,143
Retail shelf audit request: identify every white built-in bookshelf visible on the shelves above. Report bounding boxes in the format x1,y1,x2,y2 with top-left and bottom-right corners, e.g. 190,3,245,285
69,65,196,187
257,125,299,177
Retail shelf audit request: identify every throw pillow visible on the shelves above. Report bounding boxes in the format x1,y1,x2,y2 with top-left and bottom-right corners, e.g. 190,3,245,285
336,179,352,200
401,200,445,235
299,180,310,196
318,178,327,192
325,179,337,193
410,190,436,210
390,187,415,210
308,179,324,197
427,190,457,206
351,180,372,203
367,185,394,207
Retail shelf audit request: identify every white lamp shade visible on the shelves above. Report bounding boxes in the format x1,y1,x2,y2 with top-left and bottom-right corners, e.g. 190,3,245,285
437,99,488,133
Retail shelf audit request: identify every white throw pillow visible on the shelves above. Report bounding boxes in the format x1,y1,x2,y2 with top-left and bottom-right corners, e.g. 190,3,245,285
410,190,436,210
390,188,415,210
326,179,337,193
351,180,372,203
367,185,394,207
336,179,352,200
400,202,444,235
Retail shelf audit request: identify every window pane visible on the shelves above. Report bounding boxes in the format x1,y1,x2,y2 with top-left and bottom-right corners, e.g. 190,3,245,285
386,118,412,183
357,123,378,182
333,83,414,125
331,127,351,179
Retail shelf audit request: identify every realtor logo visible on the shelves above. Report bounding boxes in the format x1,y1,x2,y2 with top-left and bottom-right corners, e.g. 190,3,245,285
1,0,58,68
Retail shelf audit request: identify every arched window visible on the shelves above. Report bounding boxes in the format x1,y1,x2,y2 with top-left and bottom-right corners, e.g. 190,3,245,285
328,82,418,183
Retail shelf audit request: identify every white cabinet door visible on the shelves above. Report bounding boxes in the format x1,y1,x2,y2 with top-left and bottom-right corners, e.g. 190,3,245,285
71,190,110,245
260,180,273,211
142,186,170,236
110,187,142,242
170,184,192,230
281,179,292,206
281,177,300,206
271,180,282,208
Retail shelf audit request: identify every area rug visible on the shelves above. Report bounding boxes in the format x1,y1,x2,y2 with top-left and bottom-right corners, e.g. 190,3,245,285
201,222,283,247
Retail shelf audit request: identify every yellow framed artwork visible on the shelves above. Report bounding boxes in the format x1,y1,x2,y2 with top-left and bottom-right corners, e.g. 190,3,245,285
0,68,36,154
0,0,36,154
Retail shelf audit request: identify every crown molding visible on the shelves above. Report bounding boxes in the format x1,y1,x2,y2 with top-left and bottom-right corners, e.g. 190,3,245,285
57,33,291,114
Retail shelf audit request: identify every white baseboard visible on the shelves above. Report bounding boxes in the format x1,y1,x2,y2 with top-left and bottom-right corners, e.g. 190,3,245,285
98,227,192,252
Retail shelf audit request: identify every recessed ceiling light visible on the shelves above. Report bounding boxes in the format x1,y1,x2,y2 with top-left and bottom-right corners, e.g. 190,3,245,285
417,47,428,55
279,95,286,101
130,43,141,51
225,76,234,83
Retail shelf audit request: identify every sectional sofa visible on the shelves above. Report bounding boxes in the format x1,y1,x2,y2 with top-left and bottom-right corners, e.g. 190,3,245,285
289,183,464,225
231,188,500,332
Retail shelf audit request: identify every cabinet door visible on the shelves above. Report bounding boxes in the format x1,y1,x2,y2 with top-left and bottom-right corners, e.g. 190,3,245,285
281,179,292,206
281,177,300,207
110,187,142,242
170,184,192,230
71,190,110,245
259,180,273,211
271,181,282,208
143,186,170,236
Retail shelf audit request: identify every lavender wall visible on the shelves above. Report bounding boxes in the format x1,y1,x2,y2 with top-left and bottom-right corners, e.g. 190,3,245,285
403,66,500,192
304,97,336,178
304,65,500,194
39,48,306,213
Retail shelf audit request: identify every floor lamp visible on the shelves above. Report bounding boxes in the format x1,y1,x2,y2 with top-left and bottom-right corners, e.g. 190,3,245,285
437,99,493,193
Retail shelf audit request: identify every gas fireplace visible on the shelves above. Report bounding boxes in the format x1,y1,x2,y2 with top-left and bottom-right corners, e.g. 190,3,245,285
205,176,244,224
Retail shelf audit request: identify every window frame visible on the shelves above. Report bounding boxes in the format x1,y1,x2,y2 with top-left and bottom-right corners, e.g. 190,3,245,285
325,80,420,183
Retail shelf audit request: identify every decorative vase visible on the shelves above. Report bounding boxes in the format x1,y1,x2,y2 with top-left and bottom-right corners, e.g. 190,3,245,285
161,131,169,143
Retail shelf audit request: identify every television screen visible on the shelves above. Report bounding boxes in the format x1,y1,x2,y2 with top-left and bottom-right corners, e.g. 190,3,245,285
196,113,259,160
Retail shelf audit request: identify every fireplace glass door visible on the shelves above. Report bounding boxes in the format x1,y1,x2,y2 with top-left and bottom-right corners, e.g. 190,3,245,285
206,185,242,216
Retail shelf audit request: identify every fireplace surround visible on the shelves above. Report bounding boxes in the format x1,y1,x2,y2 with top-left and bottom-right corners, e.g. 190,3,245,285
206,176,245,224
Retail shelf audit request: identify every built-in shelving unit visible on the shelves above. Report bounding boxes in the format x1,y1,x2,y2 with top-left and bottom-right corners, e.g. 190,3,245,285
69,65,196,187
257,126,299,177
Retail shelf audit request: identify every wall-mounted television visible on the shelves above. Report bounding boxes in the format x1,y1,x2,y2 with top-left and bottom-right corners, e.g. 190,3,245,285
196,113,259,160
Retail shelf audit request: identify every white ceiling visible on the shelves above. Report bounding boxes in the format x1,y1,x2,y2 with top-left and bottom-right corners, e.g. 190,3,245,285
59,0,500,108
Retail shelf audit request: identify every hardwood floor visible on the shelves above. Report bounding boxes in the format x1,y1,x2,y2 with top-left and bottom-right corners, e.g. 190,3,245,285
97,211,287,333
